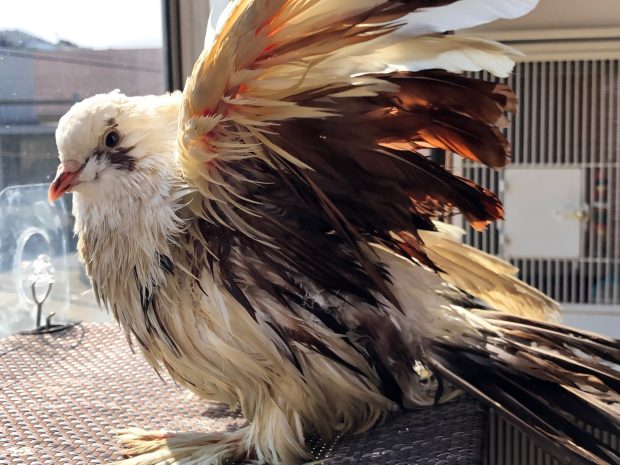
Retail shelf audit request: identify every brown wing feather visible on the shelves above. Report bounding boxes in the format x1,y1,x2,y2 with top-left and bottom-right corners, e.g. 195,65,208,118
179,1,518,321
351,71,514,167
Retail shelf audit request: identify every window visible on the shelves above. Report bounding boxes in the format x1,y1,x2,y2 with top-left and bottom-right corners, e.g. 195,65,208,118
0,0,165,336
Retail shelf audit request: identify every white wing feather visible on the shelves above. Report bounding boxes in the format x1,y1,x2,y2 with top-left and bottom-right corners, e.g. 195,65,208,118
401,0,538,34
205,0,538,51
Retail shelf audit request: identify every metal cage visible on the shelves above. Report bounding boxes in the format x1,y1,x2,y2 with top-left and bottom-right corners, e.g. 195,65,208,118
452,60,620,334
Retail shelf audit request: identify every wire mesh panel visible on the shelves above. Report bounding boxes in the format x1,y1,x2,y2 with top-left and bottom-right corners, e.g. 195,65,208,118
456,61,620,308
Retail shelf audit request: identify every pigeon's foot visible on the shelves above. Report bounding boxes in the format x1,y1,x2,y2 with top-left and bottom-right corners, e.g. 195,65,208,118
111,427,252,465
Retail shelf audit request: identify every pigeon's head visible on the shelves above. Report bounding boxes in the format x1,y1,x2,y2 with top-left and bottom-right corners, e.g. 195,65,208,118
50,90,181,202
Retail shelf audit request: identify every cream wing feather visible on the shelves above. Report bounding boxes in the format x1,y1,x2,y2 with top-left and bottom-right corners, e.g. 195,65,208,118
421,222,560,322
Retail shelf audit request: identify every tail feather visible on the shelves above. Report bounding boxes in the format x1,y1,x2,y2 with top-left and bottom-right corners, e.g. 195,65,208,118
488,312,620,364
430,345,618,465
426,313,620,465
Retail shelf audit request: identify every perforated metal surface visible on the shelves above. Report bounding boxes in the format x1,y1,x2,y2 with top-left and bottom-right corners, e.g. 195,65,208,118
0,323,486,464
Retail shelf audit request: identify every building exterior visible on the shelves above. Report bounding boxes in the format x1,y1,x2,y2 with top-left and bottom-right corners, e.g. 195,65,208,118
0,30,164,191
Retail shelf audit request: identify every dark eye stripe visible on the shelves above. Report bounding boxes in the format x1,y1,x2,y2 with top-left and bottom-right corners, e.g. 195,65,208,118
93,145,137,171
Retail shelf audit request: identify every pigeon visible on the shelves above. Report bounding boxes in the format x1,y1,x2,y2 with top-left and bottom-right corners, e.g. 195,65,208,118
49,1,620,464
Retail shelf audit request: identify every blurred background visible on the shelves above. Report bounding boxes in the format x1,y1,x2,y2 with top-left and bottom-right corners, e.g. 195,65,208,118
0,0,618,337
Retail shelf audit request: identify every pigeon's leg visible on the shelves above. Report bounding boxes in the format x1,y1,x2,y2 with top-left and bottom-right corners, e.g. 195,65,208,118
112,427,252,465
112,396,314,464
242,398,312,465
112,403,312,465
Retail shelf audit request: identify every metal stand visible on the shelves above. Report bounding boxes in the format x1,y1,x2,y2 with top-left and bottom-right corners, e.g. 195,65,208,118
20,282,78,335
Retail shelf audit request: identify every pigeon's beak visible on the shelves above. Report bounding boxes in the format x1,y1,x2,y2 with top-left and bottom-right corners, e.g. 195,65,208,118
48,160,82,202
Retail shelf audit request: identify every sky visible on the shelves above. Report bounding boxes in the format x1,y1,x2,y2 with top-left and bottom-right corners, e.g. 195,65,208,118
0,0,163,49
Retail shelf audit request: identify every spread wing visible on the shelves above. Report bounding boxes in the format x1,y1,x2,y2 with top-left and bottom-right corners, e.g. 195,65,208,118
177,0,540,316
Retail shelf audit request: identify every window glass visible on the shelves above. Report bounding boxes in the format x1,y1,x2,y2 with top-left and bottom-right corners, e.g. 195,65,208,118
0,1,165,336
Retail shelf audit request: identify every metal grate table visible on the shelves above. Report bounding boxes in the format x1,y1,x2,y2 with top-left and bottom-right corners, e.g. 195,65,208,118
0,323,487,464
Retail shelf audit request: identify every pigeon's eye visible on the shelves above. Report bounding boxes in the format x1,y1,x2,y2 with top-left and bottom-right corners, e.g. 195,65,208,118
103,129,121,149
